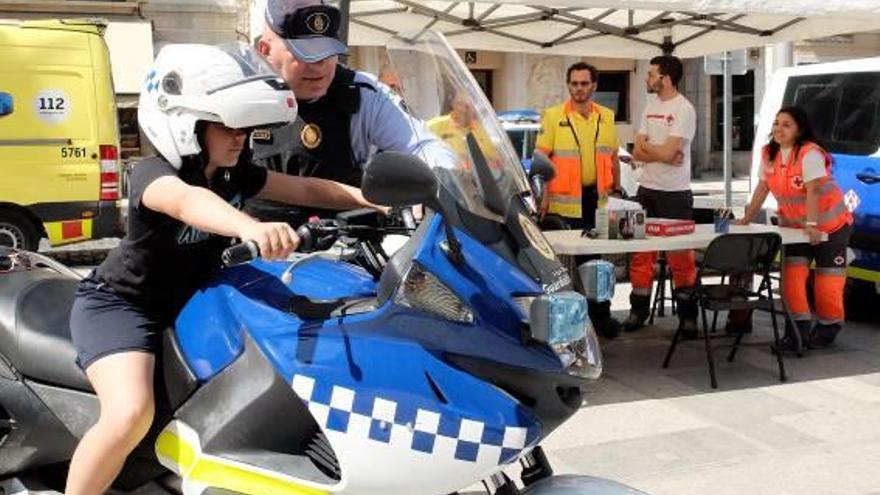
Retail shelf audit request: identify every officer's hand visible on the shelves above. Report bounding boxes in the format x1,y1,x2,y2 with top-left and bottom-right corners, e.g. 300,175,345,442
239,222,300,260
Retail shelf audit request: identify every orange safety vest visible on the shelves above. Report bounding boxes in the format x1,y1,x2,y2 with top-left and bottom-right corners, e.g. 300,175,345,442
536,100,617,218
762,142,852,233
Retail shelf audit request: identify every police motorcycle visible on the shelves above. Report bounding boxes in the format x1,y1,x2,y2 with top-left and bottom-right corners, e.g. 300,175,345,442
0,33,646,495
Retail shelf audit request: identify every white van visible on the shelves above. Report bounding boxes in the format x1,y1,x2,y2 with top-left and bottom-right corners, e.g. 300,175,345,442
752,58,880,289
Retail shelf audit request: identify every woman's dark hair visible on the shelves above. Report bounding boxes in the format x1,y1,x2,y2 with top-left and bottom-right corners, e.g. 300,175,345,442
767,106,826,162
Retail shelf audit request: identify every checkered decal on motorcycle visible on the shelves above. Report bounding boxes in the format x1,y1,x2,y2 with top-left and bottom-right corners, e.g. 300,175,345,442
292,374,538,465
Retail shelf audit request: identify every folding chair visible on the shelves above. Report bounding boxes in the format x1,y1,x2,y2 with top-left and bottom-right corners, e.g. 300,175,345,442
662,232,785,389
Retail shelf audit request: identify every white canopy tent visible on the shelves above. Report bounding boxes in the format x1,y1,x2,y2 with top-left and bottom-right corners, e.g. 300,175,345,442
346,1,880,59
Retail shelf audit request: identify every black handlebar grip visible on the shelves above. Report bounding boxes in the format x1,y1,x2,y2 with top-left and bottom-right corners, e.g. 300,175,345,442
296,224,316,253
222,240,260,267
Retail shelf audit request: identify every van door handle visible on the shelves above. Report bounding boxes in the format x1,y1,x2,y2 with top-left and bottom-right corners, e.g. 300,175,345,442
856,172,880,184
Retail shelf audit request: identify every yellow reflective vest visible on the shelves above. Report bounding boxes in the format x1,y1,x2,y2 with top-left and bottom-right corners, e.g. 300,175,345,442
427,114,496,166
536,100,618,218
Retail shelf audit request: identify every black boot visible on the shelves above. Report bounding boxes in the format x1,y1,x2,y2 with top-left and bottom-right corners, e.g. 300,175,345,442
675,297,699,340
589,300,621,339
781,320,814,352
809,323,841,348
623,294,650,332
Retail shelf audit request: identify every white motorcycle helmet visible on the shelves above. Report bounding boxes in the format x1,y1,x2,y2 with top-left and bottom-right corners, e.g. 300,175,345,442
138,42,297,168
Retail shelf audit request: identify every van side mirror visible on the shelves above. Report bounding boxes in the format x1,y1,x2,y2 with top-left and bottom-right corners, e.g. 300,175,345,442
362,151,439,208
0,92,13,117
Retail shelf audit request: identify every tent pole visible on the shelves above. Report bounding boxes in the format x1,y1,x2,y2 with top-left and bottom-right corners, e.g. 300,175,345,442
339,0,350,64
723,51,733,208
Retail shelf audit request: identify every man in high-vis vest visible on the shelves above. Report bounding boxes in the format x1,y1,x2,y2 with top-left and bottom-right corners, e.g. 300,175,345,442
624,55,699,337
428,90,496,163
535,62,622,339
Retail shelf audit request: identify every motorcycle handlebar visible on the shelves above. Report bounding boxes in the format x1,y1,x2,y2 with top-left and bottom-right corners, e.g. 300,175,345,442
296,220,341,253
221,240,260,267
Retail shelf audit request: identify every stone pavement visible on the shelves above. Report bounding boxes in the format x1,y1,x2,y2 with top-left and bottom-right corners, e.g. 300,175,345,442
475,283,880,495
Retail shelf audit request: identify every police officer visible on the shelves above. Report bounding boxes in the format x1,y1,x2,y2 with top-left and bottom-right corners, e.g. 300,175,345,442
247,0,449,225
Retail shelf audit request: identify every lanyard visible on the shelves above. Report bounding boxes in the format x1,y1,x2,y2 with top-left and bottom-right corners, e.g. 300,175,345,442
564,107,602,159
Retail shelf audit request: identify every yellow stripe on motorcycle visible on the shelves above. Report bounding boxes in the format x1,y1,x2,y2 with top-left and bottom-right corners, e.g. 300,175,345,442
156,423,331,495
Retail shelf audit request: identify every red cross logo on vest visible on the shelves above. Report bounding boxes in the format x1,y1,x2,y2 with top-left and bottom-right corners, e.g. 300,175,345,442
791,176,804,189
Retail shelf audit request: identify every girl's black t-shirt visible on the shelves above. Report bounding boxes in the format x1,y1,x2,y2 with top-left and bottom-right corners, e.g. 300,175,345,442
94,156,267,319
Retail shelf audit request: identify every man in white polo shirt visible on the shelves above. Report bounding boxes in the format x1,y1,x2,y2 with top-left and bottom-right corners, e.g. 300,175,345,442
623,55,699,338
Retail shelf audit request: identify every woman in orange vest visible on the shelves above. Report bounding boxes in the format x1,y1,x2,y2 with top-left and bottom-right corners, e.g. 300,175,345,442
738,106,853,349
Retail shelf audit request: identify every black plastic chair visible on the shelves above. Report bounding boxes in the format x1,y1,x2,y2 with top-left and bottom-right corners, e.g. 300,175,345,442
662,232,785,389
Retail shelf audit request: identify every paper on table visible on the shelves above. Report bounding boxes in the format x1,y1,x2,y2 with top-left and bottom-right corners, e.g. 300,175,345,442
606,197,643,211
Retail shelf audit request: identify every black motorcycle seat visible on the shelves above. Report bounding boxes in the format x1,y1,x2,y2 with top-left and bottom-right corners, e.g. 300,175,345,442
0,268,92,392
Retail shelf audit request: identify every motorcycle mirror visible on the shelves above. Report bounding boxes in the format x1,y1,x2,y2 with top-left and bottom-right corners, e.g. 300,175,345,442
362,151,439,209
529,152,556,183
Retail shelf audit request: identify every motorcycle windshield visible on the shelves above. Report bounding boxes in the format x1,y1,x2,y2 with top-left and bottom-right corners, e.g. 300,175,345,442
386,32,531,223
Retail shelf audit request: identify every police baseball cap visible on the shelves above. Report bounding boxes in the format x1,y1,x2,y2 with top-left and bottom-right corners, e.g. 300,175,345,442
265,0,348,63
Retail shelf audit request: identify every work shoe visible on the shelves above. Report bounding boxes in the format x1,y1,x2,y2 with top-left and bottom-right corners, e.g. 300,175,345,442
809,323,841,348
675,296,699,340
779,320,814,352
594,316,622,339
623,293,650,332
588,300,620,339
622,313,646,332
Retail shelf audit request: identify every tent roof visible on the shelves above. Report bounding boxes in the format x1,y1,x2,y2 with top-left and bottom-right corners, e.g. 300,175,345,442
348,1,880,58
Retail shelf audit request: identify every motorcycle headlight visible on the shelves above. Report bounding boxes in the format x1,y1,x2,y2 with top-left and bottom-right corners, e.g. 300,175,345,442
529,291,603,380
396,262,474,324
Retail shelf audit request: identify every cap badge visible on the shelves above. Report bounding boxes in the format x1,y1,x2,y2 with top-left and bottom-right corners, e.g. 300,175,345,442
306,12,330,34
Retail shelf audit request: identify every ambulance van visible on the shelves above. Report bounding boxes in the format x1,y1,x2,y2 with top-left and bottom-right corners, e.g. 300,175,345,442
752,58,880,296
0,19,123,250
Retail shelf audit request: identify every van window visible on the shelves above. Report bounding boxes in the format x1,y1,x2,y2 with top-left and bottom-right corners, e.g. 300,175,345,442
782,72,880,155
0,92,12,117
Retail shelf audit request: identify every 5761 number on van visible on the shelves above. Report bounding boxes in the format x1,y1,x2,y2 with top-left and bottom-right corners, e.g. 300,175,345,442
61,146,87,159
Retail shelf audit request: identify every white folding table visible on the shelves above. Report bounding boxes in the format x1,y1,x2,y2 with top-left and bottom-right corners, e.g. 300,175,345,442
544,223,824,353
